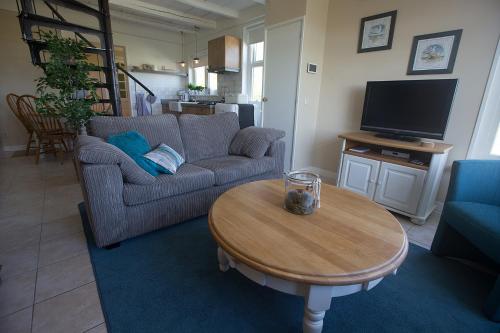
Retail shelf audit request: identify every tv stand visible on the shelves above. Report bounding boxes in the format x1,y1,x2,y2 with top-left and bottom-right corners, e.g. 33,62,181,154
374,133,420,142
336,132,453,225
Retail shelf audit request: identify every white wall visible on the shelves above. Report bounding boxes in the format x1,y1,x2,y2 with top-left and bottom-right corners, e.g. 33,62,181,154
313,0,500,199
0,5,185,150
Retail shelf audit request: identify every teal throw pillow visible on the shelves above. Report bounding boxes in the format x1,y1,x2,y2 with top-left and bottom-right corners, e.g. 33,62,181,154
107,131,161,176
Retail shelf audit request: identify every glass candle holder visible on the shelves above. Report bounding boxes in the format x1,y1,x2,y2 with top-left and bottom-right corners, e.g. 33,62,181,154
284,171,321,215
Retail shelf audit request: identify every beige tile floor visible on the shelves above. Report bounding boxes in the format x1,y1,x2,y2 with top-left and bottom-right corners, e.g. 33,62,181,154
0,153,442,333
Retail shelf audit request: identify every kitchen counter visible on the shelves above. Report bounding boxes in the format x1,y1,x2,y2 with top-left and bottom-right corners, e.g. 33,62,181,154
162,102,216,116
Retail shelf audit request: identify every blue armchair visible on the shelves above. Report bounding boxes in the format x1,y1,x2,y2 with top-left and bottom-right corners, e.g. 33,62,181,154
431,160,500,322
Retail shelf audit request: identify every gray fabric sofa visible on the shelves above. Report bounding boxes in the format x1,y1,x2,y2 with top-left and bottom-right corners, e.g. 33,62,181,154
75,112,285,248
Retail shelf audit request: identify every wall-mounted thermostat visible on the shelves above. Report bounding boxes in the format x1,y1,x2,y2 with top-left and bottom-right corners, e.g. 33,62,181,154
307,63,318,73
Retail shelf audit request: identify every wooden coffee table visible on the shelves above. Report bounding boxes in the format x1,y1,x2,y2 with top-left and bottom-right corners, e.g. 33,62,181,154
208,180,408,333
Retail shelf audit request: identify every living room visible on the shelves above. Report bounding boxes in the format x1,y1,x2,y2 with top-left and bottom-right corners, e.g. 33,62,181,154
1,0,499,332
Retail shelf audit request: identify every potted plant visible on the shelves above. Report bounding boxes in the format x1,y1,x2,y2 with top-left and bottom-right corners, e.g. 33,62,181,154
35,31,98,134
187,83,205,95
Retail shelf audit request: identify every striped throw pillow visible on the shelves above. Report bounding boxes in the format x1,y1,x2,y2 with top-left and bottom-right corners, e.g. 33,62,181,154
144,144,185,174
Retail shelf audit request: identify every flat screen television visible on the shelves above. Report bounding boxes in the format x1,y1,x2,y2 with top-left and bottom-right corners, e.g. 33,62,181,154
360,79,458,140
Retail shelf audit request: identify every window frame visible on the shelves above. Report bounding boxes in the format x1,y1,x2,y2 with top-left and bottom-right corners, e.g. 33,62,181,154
191,65,217,95
468,38,500,160
248,41,265,103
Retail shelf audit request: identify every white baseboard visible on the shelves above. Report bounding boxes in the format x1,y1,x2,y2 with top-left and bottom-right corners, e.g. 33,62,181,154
297,166,337,185
2,145,25,152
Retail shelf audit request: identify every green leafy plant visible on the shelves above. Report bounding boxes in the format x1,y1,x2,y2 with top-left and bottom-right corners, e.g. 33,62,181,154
187,83,205,92
35,31,98,131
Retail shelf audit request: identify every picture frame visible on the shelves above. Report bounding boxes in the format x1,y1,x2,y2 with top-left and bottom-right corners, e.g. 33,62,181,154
357,10,397,53
407,29,462,75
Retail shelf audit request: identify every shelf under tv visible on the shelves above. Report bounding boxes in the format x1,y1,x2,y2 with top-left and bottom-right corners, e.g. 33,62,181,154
374,132,421,142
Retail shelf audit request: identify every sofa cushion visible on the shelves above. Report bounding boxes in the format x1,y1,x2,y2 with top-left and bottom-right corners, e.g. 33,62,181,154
444,201,500,262
178,113,240,163
76,135,155,185
89,114,185,158
193,155,276,185
123,164,215,205
229,126,286,159
108,131,163,176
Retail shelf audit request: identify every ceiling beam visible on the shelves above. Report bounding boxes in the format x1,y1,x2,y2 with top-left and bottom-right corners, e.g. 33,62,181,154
111,10,196,34
109,0,217,29
174,0,239,19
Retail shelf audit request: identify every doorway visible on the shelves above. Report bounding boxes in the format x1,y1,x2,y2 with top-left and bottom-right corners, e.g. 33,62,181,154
262,18,303,171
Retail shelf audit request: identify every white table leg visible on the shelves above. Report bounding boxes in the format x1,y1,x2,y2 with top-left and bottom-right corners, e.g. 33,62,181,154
217,247,229,272
303,285,333,333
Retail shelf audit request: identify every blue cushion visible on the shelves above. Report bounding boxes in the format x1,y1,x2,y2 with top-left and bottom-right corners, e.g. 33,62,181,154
444,201,500,262
107,131,160,176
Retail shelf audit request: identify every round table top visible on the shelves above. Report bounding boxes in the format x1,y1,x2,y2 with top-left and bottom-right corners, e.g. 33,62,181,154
208,180,408,285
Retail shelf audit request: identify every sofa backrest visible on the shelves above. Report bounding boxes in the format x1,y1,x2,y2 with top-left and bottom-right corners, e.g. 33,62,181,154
178,112,240,163
89,114,185,158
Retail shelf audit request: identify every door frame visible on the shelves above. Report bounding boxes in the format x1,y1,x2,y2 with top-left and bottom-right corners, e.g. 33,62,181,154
262,16,305,170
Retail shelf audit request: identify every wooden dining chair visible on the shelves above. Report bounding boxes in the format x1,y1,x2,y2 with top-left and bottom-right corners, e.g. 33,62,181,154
16,95,73,164
6,93,36,155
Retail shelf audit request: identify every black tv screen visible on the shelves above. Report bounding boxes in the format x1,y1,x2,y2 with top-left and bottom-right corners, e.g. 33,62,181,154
360,79,458,140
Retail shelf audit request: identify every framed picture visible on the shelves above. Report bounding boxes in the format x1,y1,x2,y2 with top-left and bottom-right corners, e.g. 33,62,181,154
407,29,462,75
357,10,397,53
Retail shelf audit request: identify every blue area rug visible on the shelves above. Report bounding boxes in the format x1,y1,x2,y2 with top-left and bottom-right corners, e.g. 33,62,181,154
80,204,499,333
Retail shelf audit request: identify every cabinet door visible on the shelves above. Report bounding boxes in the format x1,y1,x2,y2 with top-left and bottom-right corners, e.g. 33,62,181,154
339,155,380,199
374,162,427,214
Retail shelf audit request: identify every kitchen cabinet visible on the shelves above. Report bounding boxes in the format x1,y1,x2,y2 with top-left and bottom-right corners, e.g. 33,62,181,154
162,103,214,116
208,35,240,73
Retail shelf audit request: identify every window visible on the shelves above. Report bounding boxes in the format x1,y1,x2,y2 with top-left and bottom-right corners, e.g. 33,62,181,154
249,41,264,102
192,66,217,95
208,72,218,95
491,124,500,156
468,39,500,159
193,66,206,87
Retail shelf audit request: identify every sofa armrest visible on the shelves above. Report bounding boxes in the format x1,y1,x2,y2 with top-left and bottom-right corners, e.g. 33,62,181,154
76,135,155,185
446,160,500,206
79,163,127,247
266,140,285,175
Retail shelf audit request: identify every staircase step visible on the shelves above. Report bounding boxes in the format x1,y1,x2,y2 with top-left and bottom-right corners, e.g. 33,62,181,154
26,40,107,54
43,0,103,18
19,13,104,38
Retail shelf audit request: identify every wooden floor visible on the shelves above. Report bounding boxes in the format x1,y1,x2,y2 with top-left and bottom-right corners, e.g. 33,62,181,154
0,152,441,333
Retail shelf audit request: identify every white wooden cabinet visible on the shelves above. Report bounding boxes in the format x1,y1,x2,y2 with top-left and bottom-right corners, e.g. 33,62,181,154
339,155,380,198
374,162,426,215
337,132,453,225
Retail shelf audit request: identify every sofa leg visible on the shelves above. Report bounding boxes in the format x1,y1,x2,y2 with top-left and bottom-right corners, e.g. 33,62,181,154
484,277,500,322
104,242,121,250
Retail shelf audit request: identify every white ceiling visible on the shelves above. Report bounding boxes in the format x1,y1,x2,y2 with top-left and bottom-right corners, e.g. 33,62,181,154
110,0,262,32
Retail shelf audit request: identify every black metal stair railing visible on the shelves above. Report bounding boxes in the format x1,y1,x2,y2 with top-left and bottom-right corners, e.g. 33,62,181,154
17,0,155,116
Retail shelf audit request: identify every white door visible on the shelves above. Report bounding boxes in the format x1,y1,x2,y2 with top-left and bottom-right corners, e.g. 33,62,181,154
374,162,427,214
339,155,381,199
262,19,303,171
